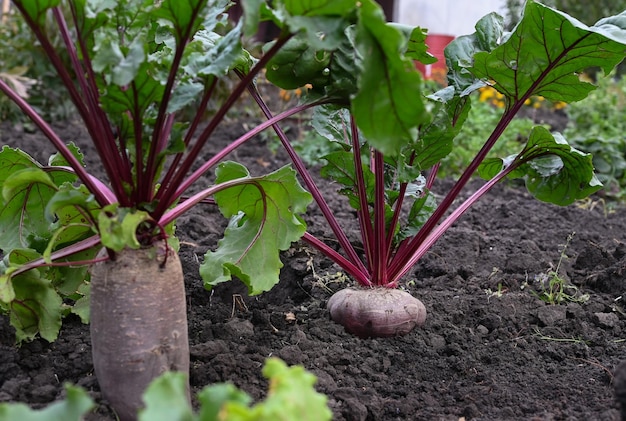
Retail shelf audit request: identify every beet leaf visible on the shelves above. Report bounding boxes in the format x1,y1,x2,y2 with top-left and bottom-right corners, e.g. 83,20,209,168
200,163,312,294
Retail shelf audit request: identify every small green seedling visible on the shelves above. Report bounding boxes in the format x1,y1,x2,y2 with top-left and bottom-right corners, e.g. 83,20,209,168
485,282,507,301
530,233,590,305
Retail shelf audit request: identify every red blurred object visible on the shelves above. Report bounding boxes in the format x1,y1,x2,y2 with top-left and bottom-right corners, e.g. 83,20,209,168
415,34,455,80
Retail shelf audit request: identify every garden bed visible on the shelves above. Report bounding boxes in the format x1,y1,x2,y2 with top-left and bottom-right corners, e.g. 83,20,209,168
1,117,626,420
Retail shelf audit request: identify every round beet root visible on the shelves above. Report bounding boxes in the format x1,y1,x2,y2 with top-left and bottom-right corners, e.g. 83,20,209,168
327,287,427,338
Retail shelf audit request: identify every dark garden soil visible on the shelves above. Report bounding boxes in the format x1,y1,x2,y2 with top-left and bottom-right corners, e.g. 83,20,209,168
2,110,626,421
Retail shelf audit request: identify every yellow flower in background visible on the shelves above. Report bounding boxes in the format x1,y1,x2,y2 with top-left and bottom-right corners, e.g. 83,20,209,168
491,90,505,108
478,88,493,102
477,86,566,111
279,89,291,101
279,84,313,102
477,86,507,108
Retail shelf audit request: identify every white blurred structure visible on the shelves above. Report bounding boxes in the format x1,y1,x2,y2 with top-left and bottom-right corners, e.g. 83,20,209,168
394,0,508,37
393,0,508,78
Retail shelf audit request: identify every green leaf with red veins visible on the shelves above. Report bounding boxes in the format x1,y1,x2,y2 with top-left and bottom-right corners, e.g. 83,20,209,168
351,0,427,156
0,167,59,252
479,126,602,206
0,146,88,255
311,104,352,143
444,12,504,95
265,27,359,97
182,21,250,79
471,1,626,104
95,33,145,86
44,185,99,255
90,2,151,87
0,146,41,186
45,244,95,296
200,162,312,294
264,1,359,93
71,0,114,37
100,63,165,115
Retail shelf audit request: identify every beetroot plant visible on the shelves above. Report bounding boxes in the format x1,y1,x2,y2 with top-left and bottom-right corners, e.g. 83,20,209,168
0,0,373,419
248,1,626,337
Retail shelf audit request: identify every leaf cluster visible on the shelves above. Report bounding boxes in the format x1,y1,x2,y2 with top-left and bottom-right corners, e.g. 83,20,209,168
564,74,626,200
0,357,332,421
0,145,96,342
2,0,352,342
259,0,625,288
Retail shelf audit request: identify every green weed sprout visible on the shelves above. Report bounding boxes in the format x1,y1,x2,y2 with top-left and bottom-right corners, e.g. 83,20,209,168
531,232,590,305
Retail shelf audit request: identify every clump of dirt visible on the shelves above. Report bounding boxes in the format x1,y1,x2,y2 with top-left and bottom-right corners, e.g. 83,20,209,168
2,118,626,420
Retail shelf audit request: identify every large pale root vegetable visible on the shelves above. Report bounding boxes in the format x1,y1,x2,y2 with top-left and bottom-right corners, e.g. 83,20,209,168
90,246,189,421
327,288,426,338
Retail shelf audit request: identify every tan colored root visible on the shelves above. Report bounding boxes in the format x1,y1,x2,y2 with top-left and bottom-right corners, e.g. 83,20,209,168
90,246,189,421
327,287,427,338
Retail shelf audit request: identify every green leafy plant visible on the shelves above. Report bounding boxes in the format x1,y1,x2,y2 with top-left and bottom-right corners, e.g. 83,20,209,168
528,232,590,305
0,358,331,421
0,8,73,122
0,0,379,418
0,385,94,421
292,78,540,176
245,1,626,338
142,358,331,421
564,73,626,200
506,0,626,76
